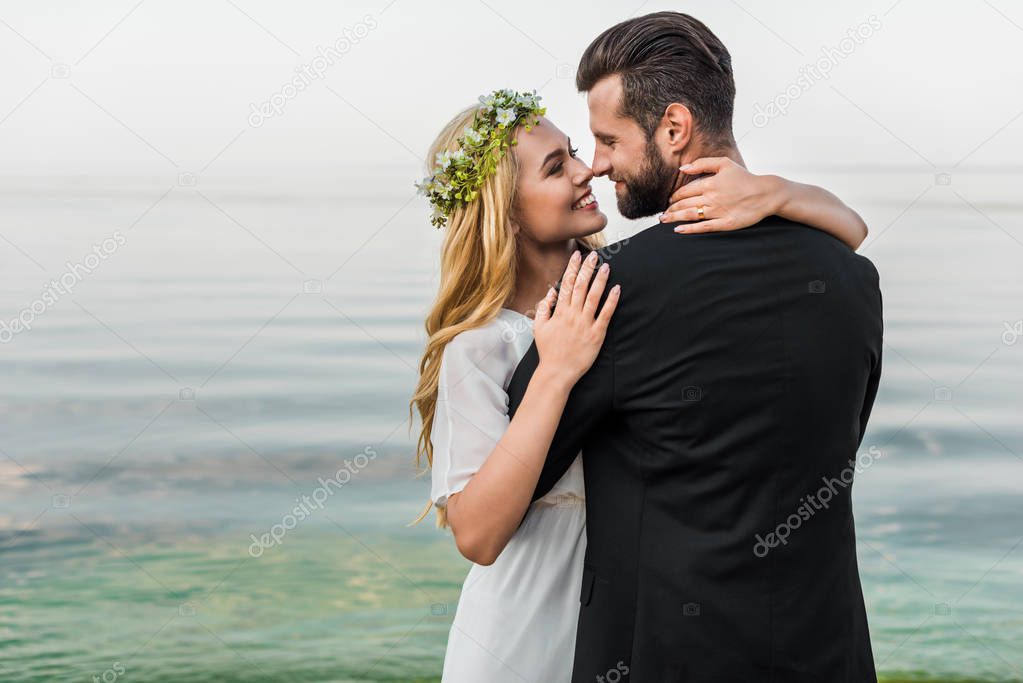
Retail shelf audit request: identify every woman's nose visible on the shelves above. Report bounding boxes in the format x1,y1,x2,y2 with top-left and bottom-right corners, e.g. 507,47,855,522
573,159,594,185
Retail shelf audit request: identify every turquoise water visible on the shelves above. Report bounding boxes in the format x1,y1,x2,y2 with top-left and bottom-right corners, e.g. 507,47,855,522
2,176,1022,681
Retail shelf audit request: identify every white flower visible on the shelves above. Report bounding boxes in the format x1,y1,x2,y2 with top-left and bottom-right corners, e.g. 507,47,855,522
478,93,497,112
462,127,484,146
495,107,516,127
434,150,453,169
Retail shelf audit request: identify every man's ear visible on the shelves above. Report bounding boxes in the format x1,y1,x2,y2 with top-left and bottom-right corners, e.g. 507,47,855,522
662,103,694,152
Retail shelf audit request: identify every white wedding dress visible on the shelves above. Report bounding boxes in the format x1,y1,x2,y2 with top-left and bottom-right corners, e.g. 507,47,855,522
431,308,586,683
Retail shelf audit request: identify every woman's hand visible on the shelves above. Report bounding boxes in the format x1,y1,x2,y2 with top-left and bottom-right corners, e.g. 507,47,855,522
659,157,781,233
533,250,620,387
442,250,618,566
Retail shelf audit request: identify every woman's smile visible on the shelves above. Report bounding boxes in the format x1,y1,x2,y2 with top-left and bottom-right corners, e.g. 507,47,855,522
571,192,599,211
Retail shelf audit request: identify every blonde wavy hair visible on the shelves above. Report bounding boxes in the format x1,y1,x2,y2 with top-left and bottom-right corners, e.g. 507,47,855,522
410,103,604,527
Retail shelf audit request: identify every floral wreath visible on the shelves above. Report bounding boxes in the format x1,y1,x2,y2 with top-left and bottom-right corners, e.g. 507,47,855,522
415,88,546,228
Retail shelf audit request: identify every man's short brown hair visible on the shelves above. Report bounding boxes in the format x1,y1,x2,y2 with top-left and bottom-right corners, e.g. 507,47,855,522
577,12,735,145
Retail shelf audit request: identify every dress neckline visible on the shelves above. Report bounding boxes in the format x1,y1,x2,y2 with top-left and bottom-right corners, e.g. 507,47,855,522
500,307,531,320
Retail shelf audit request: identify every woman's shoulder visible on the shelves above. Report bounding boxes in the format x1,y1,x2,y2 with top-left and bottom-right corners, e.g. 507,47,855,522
442,310,533,384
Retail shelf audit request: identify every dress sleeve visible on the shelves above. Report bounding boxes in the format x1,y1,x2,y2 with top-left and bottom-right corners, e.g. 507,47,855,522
430,335,510,508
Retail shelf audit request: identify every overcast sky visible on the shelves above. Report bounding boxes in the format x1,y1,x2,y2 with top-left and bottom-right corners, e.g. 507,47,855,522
0,0,1021,191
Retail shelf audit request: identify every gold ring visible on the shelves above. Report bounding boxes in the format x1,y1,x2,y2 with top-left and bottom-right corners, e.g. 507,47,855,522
697,205,706,220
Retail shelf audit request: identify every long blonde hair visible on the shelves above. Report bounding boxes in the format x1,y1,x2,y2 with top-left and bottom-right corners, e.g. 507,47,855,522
410,103,603,527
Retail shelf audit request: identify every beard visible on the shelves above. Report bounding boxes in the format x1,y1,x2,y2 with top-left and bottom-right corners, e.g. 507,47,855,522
615,137,678,220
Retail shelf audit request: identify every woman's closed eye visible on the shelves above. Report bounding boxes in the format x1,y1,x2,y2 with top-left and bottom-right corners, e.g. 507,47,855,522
548,145,580,177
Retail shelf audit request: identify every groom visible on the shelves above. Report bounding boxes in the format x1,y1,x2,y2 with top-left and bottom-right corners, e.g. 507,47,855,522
507,12,882,683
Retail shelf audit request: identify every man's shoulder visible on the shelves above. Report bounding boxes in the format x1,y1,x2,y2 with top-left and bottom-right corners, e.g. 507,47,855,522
593,216,880,286
593,216,781,271
596,215,798,256
593,221,677,270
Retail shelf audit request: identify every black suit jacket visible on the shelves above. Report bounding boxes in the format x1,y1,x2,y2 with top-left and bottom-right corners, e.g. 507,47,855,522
507,217,883,683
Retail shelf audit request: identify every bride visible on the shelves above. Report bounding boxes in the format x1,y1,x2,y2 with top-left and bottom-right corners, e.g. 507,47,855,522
410,89,867,682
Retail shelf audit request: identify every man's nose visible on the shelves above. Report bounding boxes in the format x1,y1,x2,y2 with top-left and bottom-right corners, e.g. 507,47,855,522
590,150,611,177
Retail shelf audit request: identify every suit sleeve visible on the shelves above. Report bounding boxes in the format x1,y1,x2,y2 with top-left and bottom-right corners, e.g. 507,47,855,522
857,271,883,445
858,346,882,446
506,323,615,502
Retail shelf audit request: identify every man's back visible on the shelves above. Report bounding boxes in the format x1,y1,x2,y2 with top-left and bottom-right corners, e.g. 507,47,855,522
508,217,882,682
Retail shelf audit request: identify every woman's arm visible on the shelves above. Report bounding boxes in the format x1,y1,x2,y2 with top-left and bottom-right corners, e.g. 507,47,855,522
766,176,867,249
445,251,619,566
658,157,868,250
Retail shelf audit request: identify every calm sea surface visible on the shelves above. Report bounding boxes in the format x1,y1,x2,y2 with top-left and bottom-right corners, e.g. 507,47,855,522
1,174,1021,681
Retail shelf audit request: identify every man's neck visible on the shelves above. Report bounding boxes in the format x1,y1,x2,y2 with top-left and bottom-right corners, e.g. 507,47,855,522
674,143,746,195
